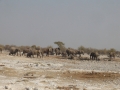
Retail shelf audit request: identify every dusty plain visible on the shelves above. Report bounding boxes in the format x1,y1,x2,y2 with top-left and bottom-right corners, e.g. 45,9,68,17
0,51,120,90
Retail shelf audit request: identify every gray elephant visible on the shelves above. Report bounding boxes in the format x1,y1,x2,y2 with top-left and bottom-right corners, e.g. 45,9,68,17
27,51,34,58
27,49,42,58
9,47,21,56
66,48,76,56
54,48,61,55
75,50,84,57
108,52,115,60
90,52,99,60
0,47,2,53
41,47,55,57
22,48,31,56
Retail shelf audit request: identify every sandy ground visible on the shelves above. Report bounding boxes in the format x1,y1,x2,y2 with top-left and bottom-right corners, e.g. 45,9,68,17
0,51,120,90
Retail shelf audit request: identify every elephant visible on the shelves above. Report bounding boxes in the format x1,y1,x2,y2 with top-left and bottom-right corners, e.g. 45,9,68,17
75,50,84,57
54,48,61,55
41,47,55,57
27,51,34,58
108,52,115,60
90,52,99,60
66,48,76,56
9,47,21,56
61,51,67,57
27,49,42,58
66,48,84,59
0,47,2,53
22,48,31,56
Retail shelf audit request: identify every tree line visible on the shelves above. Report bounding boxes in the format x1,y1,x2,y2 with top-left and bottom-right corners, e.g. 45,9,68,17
0,41,119,55
78,46,120,55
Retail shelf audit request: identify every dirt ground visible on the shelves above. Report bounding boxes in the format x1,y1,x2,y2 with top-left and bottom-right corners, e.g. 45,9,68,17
0,51,120,90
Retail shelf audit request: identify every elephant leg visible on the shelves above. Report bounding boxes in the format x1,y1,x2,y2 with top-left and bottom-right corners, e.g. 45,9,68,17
91,56,93,60
40,53,42,58
13,52,15,56
17,52,18,56
41,52,44,58
37,53,41,58
33,55,34,58
27,53,29,57
68,53,70,56
22,52,23,56
46,52,48,56
46,52,49,56
20,52,21,56
90,56,91,59
79,54,81,57
22,52,25,56
95,57,97,60
96,57,98,60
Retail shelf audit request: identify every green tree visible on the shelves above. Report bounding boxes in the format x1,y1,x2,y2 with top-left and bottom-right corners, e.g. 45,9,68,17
47,46,53,48
4,45,10,50
108,48,116,53
0,44,4,49
54,41,64,46
54,41,66,52
36,46,41,50
103,48,107,54
31,45,36,49
78,46,85,51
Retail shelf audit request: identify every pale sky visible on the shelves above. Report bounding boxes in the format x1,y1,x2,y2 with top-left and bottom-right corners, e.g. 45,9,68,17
0,0,120,50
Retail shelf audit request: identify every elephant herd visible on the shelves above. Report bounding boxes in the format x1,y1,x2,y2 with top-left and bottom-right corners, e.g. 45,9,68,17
0,46,116,60
8,47,85,59
9,47,55,58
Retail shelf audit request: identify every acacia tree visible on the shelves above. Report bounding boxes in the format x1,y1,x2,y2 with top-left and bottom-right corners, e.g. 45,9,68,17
47,46,53,48
54,41,64,46
54,41,66,52
108,48,116,54
78,46,85,51
31,45,36,49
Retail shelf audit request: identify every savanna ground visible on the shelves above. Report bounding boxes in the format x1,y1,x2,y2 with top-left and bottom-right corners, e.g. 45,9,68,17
0,51,120,90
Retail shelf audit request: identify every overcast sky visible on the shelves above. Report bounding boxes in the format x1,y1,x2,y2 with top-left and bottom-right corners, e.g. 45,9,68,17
0,0,120,50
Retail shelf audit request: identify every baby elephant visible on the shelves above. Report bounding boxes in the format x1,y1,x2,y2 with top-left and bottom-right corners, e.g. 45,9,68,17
27,51,34,58
90,52,99,60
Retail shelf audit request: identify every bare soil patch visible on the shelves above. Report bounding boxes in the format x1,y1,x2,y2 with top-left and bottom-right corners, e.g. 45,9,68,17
0,53,120,90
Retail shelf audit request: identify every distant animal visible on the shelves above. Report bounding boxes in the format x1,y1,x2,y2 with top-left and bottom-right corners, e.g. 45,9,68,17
22,48,30,56
27,49,42,58
41,47,55,57
75,50,84,57
27,51,34,58
108,52,115,60
66,48,84,58
90,52,99,60
9,47,21,56
61,51,67,57
66,48,76,56
54,48,61,55
0,47,2,53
